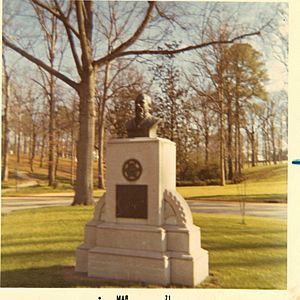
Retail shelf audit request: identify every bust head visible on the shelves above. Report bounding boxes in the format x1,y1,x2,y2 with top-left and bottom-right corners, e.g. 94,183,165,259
126,93,160,138
135,94,152,124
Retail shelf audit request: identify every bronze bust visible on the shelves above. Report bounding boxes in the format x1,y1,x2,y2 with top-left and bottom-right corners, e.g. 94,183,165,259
126,94,160,138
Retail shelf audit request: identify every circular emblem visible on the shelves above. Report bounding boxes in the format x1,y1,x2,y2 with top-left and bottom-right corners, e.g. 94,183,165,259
122,159,142,181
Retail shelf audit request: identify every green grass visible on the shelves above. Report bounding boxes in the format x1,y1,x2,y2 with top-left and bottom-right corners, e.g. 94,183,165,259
1,207,287,289
177,163,287,202
195,214,287,289
244,163,287,182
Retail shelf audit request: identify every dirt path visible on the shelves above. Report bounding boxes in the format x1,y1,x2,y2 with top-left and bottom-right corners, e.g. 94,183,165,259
1,171,38,194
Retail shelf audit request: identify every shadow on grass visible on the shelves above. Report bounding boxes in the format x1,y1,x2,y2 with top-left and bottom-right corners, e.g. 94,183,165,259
1,265,221,289
1,250,76,261
205,241,287,252
28,172,73,185
210,256,287,267
2,238,81,248
1,265,159,288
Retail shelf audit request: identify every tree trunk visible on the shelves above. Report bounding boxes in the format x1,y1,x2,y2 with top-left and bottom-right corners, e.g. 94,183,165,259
97,63,110,189
250,130,256,167
29,129,37,173
97,104,106,189
23,136,27,155
237,116,242,174
39,132,46,168
73,68,96,205
227,95,233,180
271,120,277,164
48,74,56,186
55,135,60,179
219,91,226,186
17,130,21,164
255,132,259,164
70,137,76,186
13,129,17,156
204,130,209,166
234,92,242,176
2,70,10,182
246,137,250,167
70,100,77,186
279,115,283,162
203,102,209,166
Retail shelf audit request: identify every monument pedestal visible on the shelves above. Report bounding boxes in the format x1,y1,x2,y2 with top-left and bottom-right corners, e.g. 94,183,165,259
76,138,209,286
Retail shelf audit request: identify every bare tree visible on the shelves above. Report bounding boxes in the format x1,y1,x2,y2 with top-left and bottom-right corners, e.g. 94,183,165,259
3,1,261,204
189,27,230,185
30,3,62,186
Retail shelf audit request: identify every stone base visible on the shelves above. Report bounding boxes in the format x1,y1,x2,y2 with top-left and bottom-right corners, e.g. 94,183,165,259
88,247,170,285
75,244,90,273
75,222,208,286
169,249,209,286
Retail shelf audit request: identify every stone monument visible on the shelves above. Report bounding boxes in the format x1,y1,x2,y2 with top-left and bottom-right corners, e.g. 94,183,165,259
75,94,209,286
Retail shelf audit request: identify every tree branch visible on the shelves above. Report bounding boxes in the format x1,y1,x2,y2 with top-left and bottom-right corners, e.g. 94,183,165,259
93,1,156,67
106,58,137,90
3,36,79,90
53,0,82,74
31,0,80,39
97,30,260,64
75,0,92,66
31,77,50,98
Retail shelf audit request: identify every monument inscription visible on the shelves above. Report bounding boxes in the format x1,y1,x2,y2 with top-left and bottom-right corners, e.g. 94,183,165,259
116,184,148,219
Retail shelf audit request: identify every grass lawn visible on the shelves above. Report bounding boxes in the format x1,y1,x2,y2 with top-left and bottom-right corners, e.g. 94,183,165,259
178,163,287,202
1,206,287,289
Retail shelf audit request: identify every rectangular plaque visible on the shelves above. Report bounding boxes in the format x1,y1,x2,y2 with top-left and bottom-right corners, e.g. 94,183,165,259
116,185,148,219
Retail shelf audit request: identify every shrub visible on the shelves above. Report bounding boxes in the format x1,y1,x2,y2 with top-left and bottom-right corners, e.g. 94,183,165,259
197,164,220,180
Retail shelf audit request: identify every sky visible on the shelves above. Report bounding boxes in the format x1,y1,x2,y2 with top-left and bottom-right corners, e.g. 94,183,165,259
3,1,288,95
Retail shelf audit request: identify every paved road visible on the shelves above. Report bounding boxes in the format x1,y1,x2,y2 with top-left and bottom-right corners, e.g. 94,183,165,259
187,200,287,219
1,195,287,219
1,195,73,215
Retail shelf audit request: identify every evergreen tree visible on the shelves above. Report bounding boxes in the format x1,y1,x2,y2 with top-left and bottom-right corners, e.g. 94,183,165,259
224,43,268,178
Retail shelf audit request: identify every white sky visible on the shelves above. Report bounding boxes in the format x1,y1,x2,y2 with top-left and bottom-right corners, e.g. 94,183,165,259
3,1,288,96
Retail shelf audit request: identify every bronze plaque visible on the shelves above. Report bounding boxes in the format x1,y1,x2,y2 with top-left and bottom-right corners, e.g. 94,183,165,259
116,185,148,219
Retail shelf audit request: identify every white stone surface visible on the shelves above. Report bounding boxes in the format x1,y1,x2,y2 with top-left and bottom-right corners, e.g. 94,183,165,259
88,247,170,285
104,138,176,226
164,224,202,254
170,249,209,286
95,223,167,252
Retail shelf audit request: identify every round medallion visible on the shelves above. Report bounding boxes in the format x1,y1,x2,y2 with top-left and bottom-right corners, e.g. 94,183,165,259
122,159,143,181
